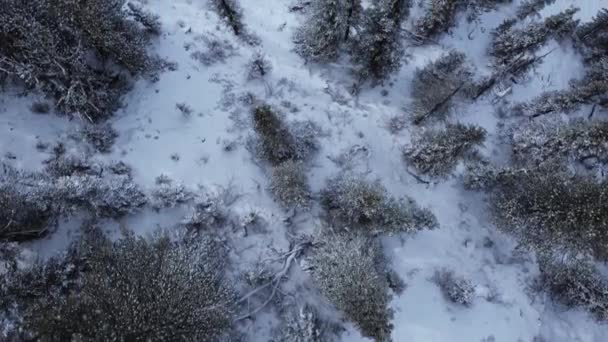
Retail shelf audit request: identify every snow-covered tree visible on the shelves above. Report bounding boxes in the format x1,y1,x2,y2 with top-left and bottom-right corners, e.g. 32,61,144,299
211,0,245,36
490,8,579,67
403,123,486,177
0,0,161,121
415,0,464,39
320,173,437,234
350,0,412,83
576,8,608,59
516,0,556,19
2,228,236,341
311,232,393,341
514,57,608,116
511,119,608,172
487,169,608,260
294,0,362,62
411,51,473,124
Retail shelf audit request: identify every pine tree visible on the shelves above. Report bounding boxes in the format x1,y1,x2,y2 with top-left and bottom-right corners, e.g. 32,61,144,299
350,0,412,83
516,0,556,19
577,9,608,59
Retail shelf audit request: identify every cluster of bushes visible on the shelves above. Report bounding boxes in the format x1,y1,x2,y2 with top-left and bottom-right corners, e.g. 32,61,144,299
0,159,146,242
0,0,162,121
1,227,236,340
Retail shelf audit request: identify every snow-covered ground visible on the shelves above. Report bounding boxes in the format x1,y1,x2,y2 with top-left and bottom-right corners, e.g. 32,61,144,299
2,0,608,341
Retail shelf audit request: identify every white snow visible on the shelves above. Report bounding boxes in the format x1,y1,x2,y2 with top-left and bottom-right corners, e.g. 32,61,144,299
2,0,608,341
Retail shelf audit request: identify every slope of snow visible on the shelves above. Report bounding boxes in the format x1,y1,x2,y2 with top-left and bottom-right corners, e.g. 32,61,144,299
1,0,608,341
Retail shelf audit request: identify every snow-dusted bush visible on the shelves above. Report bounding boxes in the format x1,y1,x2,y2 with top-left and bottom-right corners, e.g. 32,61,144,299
320,173,438,234
211,0,245,37
0,183,57,242
511,119,608,171
486,169,608,260
151,176,194,209
80,123,118,153
270,160,311,209
350,0,412,83
490,8,579,67
4,228,236,341
516,0,556,19
0,0,161,121
278,305,337,342
183,186,239,230
404,123,486,177
252,104,297,166
540,258,608,321
57,174,147,218
291,120,323,161
190,36,237,66
577,9,608,59
294,0,361,62
311,232,393,341
247,52,273,80
514,57,608,116
432,269,475,306
411,51,473,125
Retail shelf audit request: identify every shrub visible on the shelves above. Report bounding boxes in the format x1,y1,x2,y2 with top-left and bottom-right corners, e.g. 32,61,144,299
539,258,608,321
0,183,57,242
404,123,486,177
190,35,237,66
3,228,236,341
80,122,118,153
0,0,161,121
247,52,273,80
311,232,393,341
411,51,473,125
432,269,475,306
350,0,412,83
270,160,310,209
252,105,297,165
320,173,437,234
488,169,608,260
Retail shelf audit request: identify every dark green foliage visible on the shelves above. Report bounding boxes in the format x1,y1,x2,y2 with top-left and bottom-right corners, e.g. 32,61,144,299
311,232,393,341
488,170,608,260
2,228,236,341
540,258,608,321
411,51,473,124
320,173,437,234
252,105,297,165
350,0,412,83
0,0,160,121
404,123,486,177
